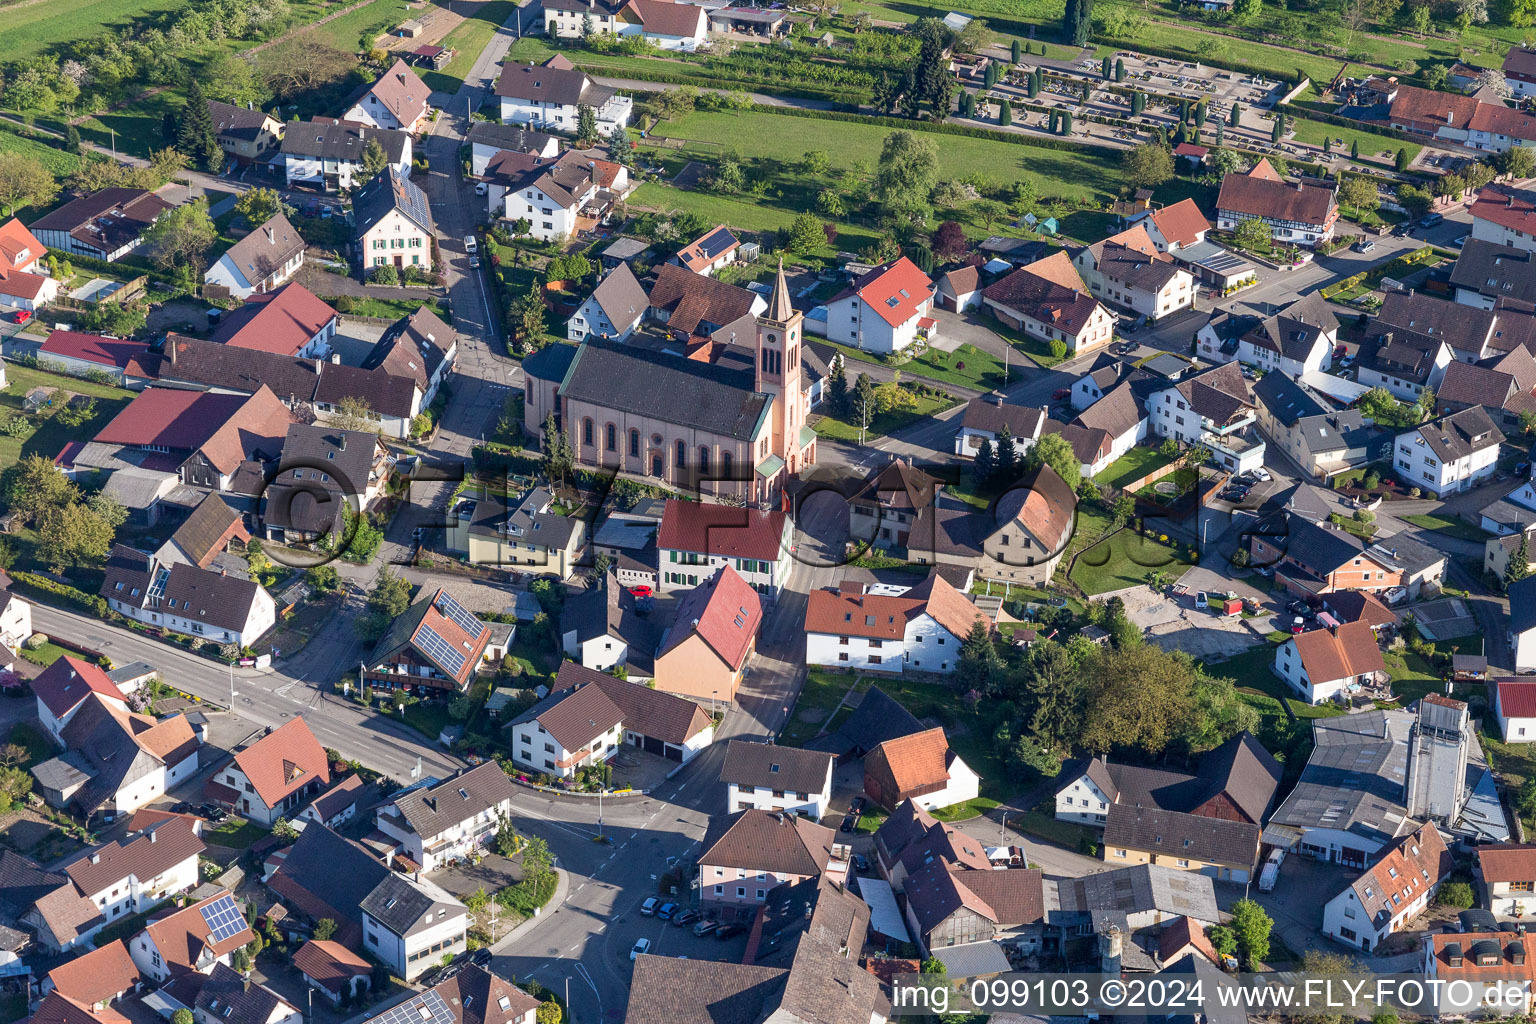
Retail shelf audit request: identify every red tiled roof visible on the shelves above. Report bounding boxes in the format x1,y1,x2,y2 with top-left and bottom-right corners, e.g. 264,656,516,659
1495,677,1536,720
143,893,255,972
657,500,787,561
29,993,130,1024
46,939,140,1005
232,717,331,810
210,283,337,356
1469,102,1536,141
866,727,952,797
1472,185,1536,236
93,388,250,451
1150,198,1211,248
1217,172,1336,226
805,585,919,640
364,59,429,128
1291,621,1386,682
292,940,370,992
1389,83,1479,130
832,257,934,328
0,217,43,273
1478,842,1536,882
39,332,150,371
657,565,761,670
408,589,492,686
1173,143,1209,157
63,816,205,896
1248,158,1284,181
982,252,1103,338
31,657,124,718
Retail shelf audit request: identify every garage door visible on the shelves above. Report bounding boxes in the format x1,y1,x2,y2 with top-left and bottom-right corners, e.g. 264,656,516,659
642,735,664,756
1200,865,1221,879
664,743,683,762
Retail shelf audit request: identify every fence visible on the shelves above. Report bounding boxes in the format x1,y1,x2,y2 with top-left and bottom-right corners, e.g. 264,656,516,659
49,275,147,311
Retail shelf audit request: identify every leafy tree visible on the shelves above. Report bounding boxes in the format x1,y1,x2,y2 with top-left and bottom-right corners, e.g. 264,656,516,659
313,917,337,941
1021,432,1080,490
541,413,574,490
1063,0,1094,45
2,454,79,522
1110,493,1137,529
307,565,341,592
1496,145,1536,179
35,500,116,573
994,424,1018,482
1123,143,1174,188
171,1009,195,1024
1027,70,1040,98
933,220,968,260
827,354,850,417
1231,899,1273,967
1510,533,1533,586
328,395,380,433
958,619,1002,692
359,137,389,183
0,153,60,216
260,33,357,99
177,77,223,172
1009,733,1062,778
1131,90,1145,115
983,62,998,89
1339,176,1379,218
575,105,599,146
1438,881,1475,908
1061,111,1073,135
802,149,832,176
1233,216,1272,252
1115,57,1126,81
144,200,217,282
370,263,399,285
787,213,826,255
875,130,938,226
537,1002,562,1024
234,187,286,226
1023,641,1086,752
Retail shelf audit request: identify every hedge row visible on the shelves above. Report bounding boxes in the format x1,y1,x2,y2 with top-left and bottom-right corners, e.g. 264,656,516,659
1274,104,1428,149
1319,245,1438,298
1091,35,1307,85
579,64,862,108
10,571,108,617
741,102,1103,153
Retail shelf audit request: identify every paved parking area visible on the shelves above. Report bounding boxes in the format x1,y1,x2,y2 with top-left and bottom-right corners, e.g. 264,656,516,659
610,746,682,793
1112,575,1274,657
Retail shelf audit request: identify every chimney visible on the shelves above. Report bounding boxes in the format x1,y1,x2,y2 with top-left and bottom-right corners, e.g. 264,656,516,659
1295,181,1304,192
314,357,324,373
339,435,347,452
264,226,274,244
90,853,100,864
149,829,157,843
170,341,176,366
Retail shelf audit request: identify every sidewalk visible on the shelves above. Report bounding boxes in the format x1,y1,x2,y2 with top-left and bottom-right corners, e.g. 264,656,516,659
491,867,572,951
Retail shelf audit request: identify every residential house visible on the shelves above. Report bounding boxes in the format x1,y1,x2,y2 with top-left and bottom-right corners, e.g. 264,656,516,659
32,657,126,744
598,235,652,271
1232,292,1339,377
719,740,834,818
653,565,762,701
1435,347,1536,434
203,214,306,299
1471,184,1536,254
446,487,586,579
297,774,366,830
266,823,467,979
697,809,846,919
1250,514,1410,596
361,967,536,1024
344,59,430,133
1356,327,1455,402
824,257,935,355
1275,621,1389,704
674,225,741,277
567,263,648,341
1146,361,1265,474
1377,290,1501,364
1138,197,1212,253
981,251,1115,357
1488,528,1536,580
261,422,394,543
361,305,456,406
193,963,302,1024
540,0,707,48
1494,677,1536,740
356,168,435,274
1214,159,1339,246
1158,917,1224,969
1071,224,1195,320
153,493,249,573
873,798,993,890
1101,803,1261,882
1450,239,1536,310
208,101,284,165
656,499,791,598
5,852,98,953
1422,929,1536,1016
101,544,276,646
1387,80,1536,153
43,939,141,1007
1394,406,1505,496
494,56,632,133
902,857,1045,955
803,575,988,675
494,151,625,243
1070,353,1157,412
374,761,516,871
1054,732,1282,830
1476,843,1536,916
29,695,199,823
292,940,372,1008
30,188,172,261
1322,822,1452,952
1054,863,1221,930
863,727,981,812
362,587,494,695
1505,45,1536,98
559,571,662,677
0,588,30,665
850,458,945,547
907,464,1078,585
211,282,338,358
1254,373,1370,480
202,717,329,826
467,121,559,175
934,265,981,312
1510,577,1536,670
1064,378,1151,469
509,661,714,775
644,262,766,342
129,891,254,982
278,120,411,191
0,216,60,310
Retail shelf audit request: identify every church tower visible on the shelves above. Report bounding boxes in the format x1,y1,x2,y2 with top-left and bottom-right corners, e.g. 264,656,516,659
756,261,812,473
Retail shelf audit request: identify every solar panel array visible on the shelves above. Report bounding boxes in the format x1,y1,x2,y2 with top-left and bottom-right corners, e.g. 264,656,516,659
199,893,247,943
433,591,482,638
369,989,457,1024
417,625,466,679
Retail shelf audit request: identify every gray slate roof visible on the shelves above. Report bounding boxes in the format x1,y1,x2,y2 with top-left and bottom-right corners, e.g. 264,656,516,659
559,340,770,442
196,964,295,1024
718,740,833,796
387,761,514,840
1268,709,1416,848
280,119,408,165
1253,371,1327,428
1449,239,1536,305
1103,804,1260,868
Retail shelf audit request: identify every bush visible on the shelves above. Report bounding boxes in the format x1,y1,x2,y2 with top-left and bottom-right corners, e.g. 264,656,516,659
495,870,558,918
369,264,399,285
1048,338,1067,359
10,572,107,616
1437,880,1475,909
333,295,355,314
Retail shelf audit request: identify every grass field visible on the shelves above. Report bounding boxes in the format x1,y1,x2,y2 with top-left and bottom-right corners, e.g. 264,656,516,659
1063,508,1193,596
0,365,135,474
416,0,519,91
0,129,82,177
813,392,955,441
1096,446,1178,492
2,0,191,55
310,0,415,51
1401,513,1488,543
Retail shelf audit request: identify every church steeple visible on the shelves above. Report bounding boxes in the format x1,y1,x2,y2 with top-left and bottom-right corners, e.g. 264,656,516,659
766,258,795,323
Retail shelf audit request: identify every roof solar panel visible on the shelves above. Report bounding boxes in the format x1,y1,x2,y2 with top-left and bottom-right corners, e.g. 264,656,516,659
417,625,466,679
433,591,482,638
371,990,457,1024
199,894,247,943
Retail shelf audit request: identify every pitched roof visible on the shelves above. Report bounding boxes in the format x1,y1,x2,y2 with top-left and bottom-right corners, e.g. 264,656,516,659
232,717,330,810
676,225,740,273
197,386,294,475
279,118,409,165
1389,81,1479,129
1149,198,1211,248
937,264,980,296
1378,290,1496,355
360,305,454,390
549,661,711,743
698,809,835,876
625,957,788,1024
1404,405,1505,463
983,252,1104,337
358,871,457,935
29,993,129,1024
46,939,140,1005
51,695,199,815
961,394,1048,437
1449,239,1536,306
363,59,429,127
465,121,557,154
657,565,762,670
169,493,249,569
216,214,304,290
657,500,786,559
63,817,205,896
865,727,954,798
388,762,515,839
29,189,172,252
831,257,933,327
0,216,44,276
630,0,707,35
585,263,649,332
1291,621,1387,682
559,339,769,441
93,388,250,452
31,657,124,718
1513,576,1536,636
267,824,387,945
1159,915,1222,966
1471,184,1536,237
1478,841,1536,882
209,282,337,357
143,892,255,972
354,167,434,237
996,462,1077,549
1199,732,1284,824
39,331,150,370
810,685,924,757
292,940,371,993
1103,803,1260,868
368,587,492,687
207,101,278,141
1438,359,1520,408
1167,361,1253,425
196,963,298,1024
1216,171,1336,225
1495,677,1536,722
647,262,761,337
493,58,612,109
157,561,271,633
718,740,833,795
1343,820,1450,929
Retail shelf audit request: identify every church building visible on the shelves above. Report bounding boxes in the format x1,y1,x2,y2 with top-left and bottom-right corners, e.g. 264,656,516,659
522,263,817,506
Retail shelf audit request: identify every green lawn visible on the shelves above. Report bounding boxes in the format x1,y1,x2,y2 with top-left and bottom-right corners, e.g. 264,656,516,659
1097,446,1178,492
0,128,82,177
416,1,520,92
1285,110,1422,165
309,0,415,51
1010,809,1096,851
2,0,191,53
811,393,956,442
337,295,442,321
1484,733,1536,834
779,668,858,747
1063,508,1194,596
1208,643,1346,719
0,365,134,475
1401,513,1488,543
929,796,1002,822
4,721,56,770
18,641,72,668
204,817,267,849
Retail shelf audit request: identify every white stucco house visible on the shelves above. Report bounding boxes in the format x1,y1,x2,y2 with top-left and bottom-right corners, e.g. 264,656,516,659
1320,823,1448,952
1394,407,1504,497
1493,677,1536,741
1274,622,1387,705
803,576,987,676
1054,762,1114,827
718,740,834,819
1510,578,1536,673
824,257,934,355
374,762,516,872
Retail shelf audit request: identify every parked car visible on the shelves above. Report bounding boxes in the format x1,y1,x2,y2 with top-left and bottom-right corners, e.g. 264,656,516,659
1290,616,1306,634
1052,387,1072,400
640,897,659,916
657,902,678,920
474,182,489,196
1351,239,1375,253
1383,585,1408,606
716,923,746,939
630,938,651,961
1288,600,1315,619
170,801,193,814
1115,340,1139,355
852,854,870,873
672,909,699,927
629,585,654,598
1391,224,1410,237
1419,212,1444,228
1194,591,1210,610
849,796,865,814
1246,468,1271,482
1334,345,1348,360
470,948,492,966
468,255,480,269
840,815,856,833
692,920,719,936
11,310,30,325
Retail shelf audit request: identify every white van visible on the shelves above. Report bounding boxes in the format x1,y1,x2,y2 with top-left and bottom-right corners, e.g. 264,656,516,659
1258,848,1285,893
464,234,478,254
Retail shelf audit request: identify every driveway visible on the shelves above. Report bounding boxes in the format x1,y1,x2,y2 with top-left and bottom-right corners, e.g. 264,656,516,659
928,308,1016,363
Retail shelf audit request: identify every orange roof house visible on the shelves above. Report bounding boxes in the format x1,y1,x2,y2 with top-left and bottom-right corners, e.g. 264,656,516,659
653,565,762,701
203,716,330,826
129,892,254,982
0,216,57,308
863,726,982,813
